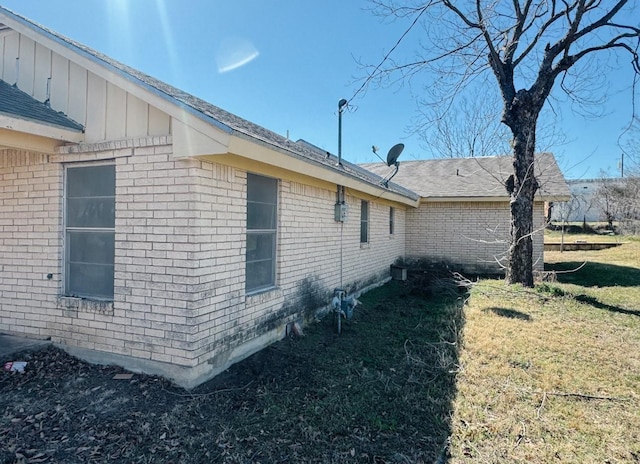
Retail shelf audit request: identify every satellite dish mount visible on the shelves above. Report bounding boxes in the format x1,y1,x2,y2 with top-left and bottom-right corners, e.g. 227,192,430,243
377,143,404,187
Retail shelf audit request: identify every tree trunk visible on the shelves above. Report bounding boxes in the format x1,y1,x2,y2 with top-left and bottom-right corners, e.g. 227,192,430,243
504,101,539,287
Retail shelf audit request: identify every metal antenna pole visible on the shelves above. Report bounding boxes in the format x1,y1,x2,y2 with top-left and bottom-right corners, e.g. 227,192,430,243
337,99,347,166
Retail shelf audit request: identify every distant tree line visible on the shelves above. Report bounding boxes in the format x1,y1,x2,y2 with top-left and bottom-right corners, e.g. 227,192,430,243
595,175,640,235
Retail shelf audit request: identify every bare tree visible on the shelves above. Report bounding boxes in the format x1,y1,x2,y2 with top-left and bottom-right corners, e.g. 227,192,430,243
620,117,640,172
419,93,511,158
620,175,640,234
369,1,640,286
420,91,567,159
595,173,640,234
553,191,588,251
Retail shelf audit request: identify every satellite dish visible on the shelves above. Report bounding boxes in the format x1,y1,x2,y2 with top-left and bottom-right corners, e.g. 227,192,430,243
379,143,404,187
386,143,404,166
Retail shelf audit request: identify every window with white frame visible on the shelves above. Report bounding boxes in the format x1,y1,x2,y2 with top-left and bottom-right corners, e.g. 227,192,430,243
389,207,395,235
360,200,369,243
65,164,115,300
246,173,278,293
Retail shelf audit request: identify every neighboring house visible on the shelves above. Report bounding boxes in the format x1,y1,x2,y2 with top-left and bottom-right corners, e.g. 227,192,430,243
0,7,568,388
550,178,622,223
363,155,569,274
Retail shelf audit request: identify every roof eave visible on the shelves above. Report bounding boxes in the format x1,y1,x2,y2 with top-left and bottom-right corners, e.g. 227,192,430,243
541,194,572,202
0,7,419,206
0,114,84,143
0,126,73,154
420,196,510,203
419,194,567,203
225,133,420,207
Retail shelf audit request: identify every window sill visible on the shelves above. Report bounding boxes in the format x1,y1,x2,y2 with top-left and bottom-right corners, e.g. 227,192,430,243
246,286,282,304
57,296,114,317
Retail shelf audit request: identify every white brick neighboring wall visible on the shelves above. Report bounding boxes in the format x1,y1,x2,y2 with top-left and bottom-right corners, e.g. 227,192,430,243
406,201,544,273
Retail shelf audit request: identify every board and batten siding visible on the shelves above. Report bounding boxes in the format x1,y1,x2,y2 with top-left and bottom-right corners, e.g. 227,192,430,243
0,30,171,142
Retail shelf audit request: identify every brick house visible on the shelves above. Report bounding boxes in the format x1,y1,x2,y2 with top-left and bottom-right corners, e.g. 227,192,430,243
0,8,568,387
363,155,569,274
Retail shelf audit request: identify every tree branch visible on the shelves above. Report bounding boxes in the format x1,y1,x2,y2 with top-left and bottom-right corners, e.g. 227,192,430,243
512,3,573,68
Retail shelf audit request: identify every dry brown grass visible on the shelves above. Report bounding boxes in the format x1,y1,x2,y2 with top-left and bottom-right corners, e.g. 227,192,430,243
544,229,626,244
447,237,640,463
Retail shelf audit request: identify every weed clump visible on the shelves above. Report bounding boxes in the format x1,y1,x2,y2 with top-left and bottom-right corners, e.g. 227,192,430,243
536,282,566,297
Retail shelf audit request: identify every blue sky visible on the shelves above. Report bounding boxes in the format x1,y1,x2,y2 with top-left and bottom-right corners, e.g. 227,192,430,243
2,0,637,179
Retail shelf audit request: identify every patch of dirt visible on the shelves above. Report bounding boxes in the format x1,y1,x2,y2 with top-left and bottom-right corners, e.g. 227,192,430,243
1,280,464,463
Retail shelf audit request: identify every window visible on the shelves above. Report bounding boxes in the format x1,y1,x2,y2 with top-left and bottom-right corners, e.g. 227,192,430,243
65,164,115,300
389,207,395,235
360,200,369,243
246,173,277,293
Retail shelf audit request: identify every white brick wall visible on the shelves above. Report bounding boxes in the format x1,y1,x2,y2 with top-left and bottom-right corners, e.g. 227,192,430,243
186,163,407,367
0,150,62,337
1,143,407,386
406,201,544,273
111,142,203,366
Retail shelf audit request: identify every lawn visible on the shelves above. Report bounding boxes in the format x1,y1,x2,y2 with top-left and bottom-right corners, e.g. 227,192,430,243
544,226,625,244
447,235,640,463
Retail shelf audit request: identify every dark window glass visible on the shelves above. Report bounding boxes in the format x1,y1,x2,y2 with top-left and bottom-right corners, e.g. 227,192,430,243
65,164,115,300
246,174,277,292
67,262,114,300
246,233,275,262
246,259,275,292
390,207,395,235
66,197,116,228
247,173,277,203
360,200,369,243
67,165,115,198
247,202,277,230
67,231,115,265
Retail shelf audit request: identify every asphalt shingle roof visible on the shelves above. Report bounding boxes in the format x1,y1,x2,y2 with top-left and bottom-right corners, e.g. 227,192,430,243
0,79,84,131
361,154,570,200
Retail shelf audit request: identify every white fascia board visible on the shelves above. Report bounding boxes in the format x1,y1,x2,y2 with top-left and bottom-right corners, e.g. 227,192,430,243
419,195,565,203
537,194,572,202
419,196,509,203
227,135,419,207
0,126,64,153
0,114,84,142
0,14,419,205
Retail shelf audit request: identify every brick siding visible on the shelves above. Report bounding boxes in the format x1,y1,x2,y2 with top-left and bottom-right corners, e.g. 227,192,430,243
1,141,406,385
406,201,544,273
0,150,62,337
